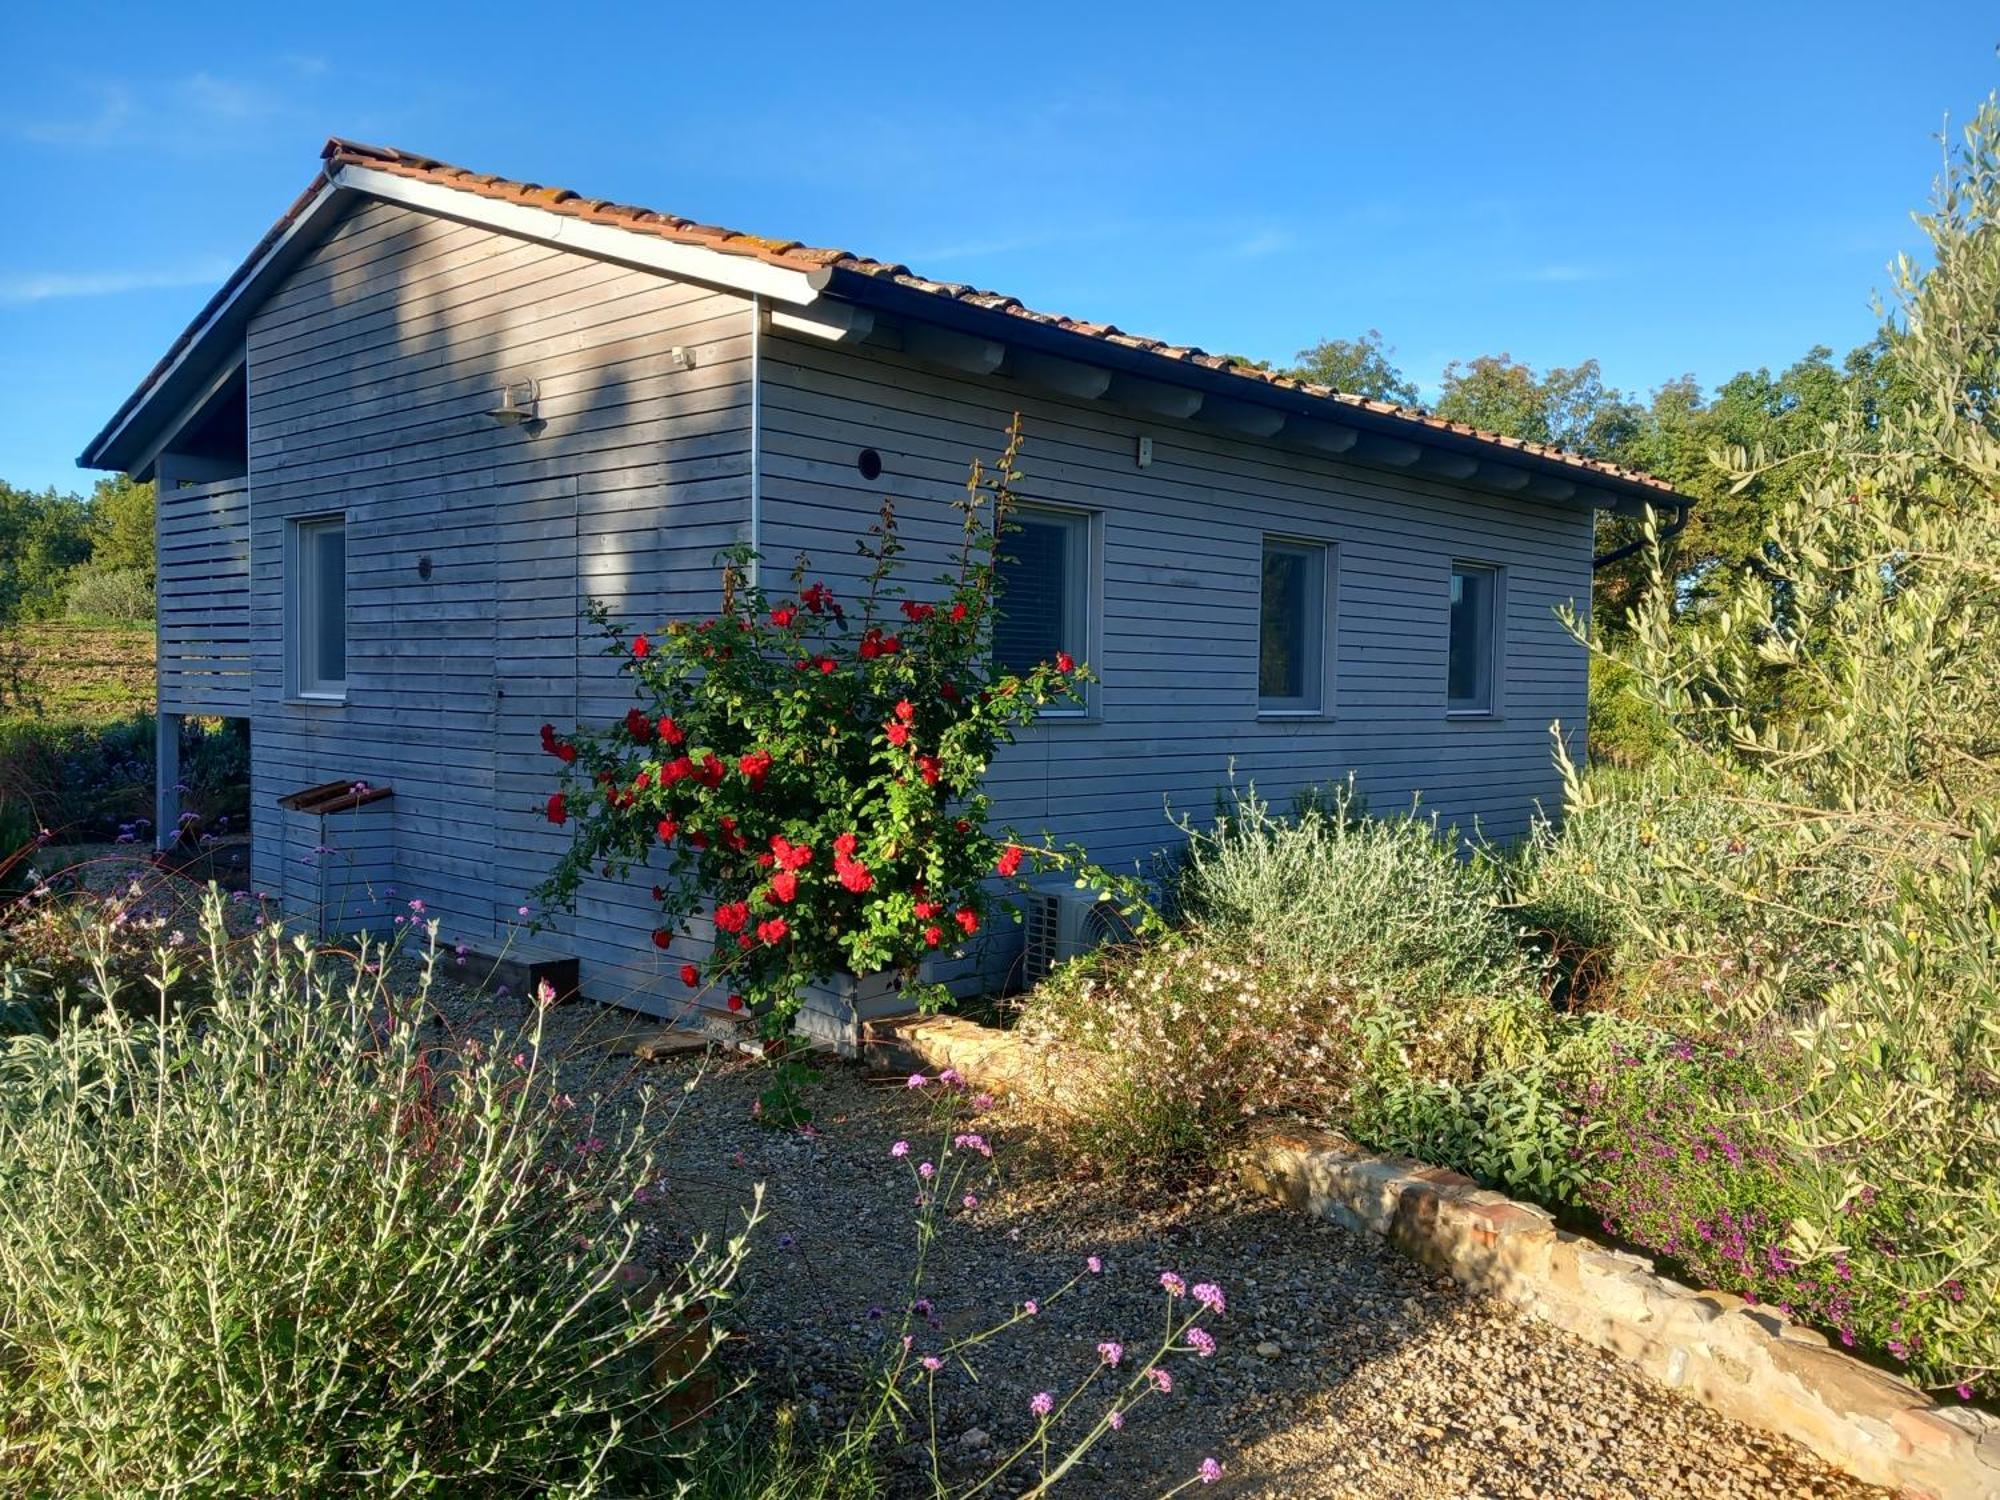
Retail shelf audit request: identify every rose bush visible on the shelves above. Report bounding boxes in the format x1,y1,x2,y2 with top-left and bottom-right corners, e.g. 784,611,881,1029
537,421,1124,1032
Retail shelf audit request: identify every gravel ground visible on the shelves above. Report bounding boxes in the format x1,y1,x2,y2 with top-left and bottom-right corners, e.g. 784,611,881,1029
424,982,1887,1500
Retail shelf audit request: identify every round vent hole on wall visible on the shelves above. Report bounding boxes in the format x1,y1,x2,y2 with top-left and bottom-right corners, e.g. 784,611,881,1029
857,448,884,481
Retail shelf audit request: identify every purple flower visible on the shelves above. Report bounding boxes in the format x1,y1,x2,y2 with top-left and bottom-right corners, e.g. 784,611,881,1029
922,1355,943,1372
1160,1272,1186,1297
953,1131,993,1157
1022,1299,1038,1316
1108,1409,1124,1431
973,1093,995,1110
890,1140,910,1158
1187,1327,1216,1358
1030,1390,1054,1418
962,1193,979,1209
1147,1367,1173,1393
906,1073,929,1089
1191,1282,1226,1315
1199,1457,1222,1485
1958,1384,1974,1401
918,1161,935,1180
938,1067,961,1085
1097,1340,1124,1367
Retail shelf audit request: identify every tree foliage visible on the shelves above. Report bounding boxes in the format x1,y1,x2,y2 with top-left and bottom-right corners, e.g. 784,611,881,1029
0,475,154,627
1284,330,1419,405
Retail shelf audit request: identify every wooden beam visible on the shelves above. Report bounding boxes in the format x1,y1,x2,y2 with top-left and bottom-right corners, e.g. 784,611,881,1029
1201,396,1286,438
1475,461,1532,492
1001,348,1114,401
769,302,875,344
902,323,1006,376
1104,372,1205,420
1282,417,1361,454
1415,449,1479,481
1352,433,1423,468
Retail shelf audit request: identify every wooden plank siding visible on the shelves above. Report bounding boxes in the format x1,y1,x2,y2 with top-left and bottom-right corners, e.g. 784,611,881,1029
228,193,1591,1016
156,478,252,715
243,199,754,1013
755,331,1593,879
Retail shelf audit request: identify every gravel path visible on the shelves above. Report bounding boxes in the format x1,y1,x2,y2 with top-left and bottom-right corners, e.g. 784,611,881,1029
426,983,1886,1500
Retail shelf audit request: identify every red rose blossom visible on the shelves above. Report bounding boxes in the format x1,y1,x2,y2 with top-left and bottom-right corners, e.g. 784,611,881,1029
652,929,672,950
680,962,700,986
727,994,744,1012
546,793,567,825
955,908,979,935
656,817,678,843
769,870,799,903
996,844,1024,877
657,715,685,746
771,605,797,627
1055,650,1075,673
886,722,910,747
924,924,943,946
756,916,789,945
713,900,750,934
631,635,650,658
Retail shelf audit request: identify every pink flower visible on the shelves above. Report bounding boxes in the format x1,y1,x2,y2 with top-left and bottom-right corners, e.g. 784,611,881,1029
1187,1327,1216,1358
890,1140,910,1158
906,1073,929,1089
1108,1410,1124,1431
962,1193,979,1209
1097,1340,1123,1367
1086,1255,1103,1274
918,1161,935,1180
1160,1272,1186,1297
1191,1282,1226,1315
922,1355,943,1372
1022,1299,1038,1316
1030,1391,1054,1418
1199,1458,1222,1485
1146,1367,1173,1393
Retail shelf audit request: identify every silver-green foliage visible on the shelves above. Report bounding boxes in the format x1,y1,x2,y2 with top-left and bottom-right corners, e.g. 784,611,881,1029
1543,96,2000,1396
0,891,754,1496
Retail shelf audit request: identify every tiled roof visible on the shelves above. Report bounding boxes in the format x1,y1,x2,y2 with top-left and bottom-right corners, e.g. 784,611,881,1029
322,139,1677,496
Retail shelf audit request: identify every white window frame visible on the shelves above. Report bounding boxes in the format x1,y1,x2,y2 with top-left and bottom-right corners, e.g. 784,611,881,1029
1447,560,1502,718
996,504,1097,720
1257,535,1335,717
288,513,349,703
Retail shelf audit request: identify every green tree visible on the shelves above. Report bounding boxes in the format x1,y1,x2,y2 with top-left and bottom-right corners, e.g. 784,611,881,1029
1285,330,1420,405
0,484,92,625
85,475,155,582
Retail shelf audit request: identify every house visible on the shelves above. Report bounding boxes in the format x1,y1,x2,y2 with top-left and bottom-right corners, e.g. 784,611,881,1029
80,138,1688,1031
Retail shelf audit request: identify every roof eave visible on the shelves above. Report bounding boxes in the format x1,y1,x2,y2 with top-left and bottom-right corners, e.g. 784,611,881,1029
811,264,1679,514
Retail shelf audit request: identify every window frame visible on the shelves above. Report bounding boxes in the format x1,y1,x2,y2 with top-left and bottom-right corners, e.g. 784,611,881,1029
1256,535,1335,718
288,512,349,704
1446,559,1502,719
995,503,1097,720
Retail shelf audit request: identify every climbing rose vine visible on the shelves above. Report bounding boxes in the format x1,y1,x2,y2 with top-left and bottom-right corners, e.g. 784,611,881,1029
535,419,1107,1031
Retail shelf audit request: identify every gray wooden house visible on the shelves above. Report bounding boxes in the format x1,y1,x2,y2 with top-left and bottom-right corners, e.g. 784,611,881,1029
80,138,1686,1027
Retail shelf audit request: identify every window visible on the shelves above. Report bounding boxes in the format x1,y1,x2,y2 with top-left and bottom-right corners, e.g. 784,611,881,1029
291,515,348,699
994,507,1091,708
1259,538,1329,713
1447,562,1498,715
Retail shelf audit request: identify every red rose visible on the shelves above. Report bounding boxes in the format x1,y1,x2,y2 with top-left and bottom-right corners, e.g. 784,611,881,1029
1055,650,1075,673
713,901,750,934
770,835,813,871
652,929,672,950
687,830,709,850
556,743,577,764
900,600,934,623
680,962,700,986
656,817,678,843
917,755,941,786
913,900,939,920
954,908,979,936
633,770,653,792
770,871,799,903
924,924,943,947
771,605,797,627
886,722,910,746
624,707,653,742
950,603,968,622
858,636,880,661
545,793,567,825
756,916,789,945
727,994,744,1012
954,819,971,834
663,756,695,786
697,754,725,788
631,635,650,658
816,656,837,675
738,749,774,787
832,831,859,859
996,844,1024,877
895,699,915,722
657,715,685,746
940,682,959,702
836,857,873,894
802,582,833,614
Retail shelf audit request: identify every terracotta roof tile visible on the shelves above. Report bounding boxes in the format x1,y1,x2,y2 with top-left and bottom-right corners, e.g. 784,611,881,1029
91,136,1682,495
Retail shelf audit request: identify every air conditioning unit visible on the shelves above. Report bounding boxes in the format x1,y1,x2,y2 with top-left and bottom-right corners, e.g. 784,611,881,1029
1021,878,1129,986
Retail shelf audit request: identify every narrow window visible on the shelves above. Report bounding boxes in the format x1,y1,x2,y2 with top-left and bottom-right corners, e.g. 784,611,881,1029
1259,538,1327,713
292,515,347,699
1447,562,1497,715
994,507,1090,705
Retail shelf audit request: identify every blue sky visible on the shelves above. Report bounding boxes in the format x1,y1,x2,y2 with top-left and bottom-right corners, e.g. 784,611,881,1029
1,1,1993,493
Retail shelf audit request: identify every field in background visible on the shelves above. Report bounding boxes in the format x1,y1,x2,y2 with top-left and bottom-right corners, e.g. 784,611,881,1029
0,623,153,725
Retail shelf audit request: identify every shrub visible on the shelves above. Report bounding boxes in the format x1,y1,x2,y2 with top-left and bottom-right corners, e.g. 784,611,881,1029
1177,779,1537,1007
539,420,1137,1032
0,713,247,847
1014,933,1359,1178
0,892,752,1494
63,564,155,623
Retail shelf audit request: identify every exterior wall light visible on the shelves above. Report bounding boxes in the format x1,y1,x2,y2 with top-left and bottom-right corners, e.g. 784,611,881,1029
487,379,538,426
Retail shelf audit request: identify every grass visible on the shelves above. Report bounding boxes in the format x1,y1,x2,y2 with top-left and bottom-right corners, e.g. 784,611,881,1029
0,622,153,726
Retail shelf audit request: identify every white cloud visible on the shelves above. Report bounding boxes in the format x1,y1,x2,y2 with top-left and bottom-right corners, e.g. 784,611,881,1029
0,258,234,305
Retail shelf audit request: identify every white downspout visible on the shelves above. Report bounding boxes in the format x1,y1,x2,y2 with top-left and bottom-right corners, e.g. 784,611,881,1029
748,294,762,587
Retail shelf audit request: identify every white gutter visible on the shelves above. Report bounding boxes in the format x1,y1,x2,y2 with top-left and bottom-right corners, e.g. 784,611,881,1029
748,294,763,586
334,166,825,307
